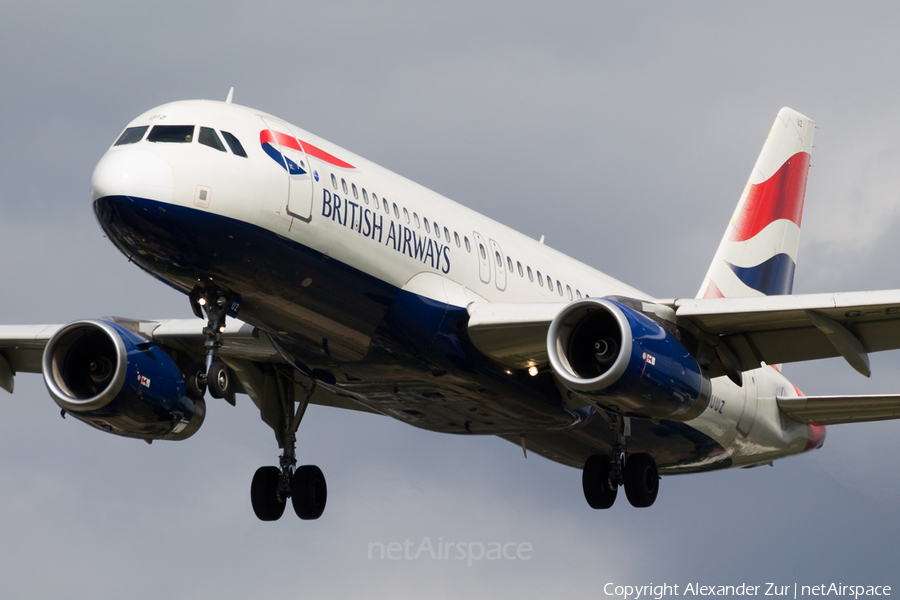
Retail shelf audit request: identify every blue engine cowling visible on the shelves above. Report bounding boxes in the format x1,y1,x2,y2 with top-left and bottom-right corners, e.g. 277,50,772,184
547,298,709,421
42,320,205,440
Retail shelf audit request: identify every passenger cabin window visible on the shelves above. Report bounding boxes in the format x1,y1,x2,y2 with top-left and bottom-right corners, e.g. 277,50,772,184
537,271,543,286
558,281,564,297
527,266,533,281
507,256,513,272
414,213,420,227
454,232,460,247
114,126,148,146
424,218,431,233
352,183,359,199
331,174,338,189
403,207,410,223
362,189,369,204
199,127,226,152
444,227,450,242
342,179,348,195
517,261,523,277
547,276,553,291
393,203,400,219
479,244,486,260
434,222,441,238
383,198,390,214
148,125,194,143
576,289,582,299
221,131,247,157
465,237,471,252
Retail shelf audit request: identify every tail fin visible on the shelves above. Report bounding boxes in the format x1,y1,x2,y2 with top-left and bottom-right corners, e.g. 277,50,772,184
697,107,815,299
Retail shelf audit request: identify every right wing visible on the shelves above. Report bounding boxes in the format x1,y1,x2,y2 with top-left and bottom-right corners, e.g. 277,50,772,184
669,289,900,378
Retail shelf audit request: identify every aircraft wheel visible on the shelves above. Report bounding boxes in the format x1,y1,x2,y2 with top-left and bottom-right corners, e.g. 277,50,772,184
207,361,230,399
582,454,617,509
291,465,327,520
184,362,206,400
251,466,286,521
624,453,659,508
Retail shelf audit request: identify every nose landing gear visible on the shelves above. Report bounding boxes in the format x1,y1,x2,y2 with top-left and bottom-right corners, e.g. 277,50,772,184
582,415,659,509
184,285,238,402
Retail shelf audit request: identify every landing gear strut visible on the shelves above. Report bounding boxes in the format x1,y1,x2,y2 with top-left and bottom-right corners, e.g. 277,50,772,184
249,366,327,521
582,415,659,509
185,285,236,401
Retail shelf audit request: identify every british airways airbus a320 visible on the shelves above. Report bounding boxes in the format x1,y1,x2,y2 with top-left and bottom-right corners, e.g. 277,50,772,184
3,90,900,521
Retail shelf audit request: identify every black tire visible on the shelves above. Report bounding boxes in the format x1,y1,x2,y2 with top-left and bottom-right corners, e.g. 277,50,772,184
251,466,286,521
184,362,206,401
624,453,659,508
208,361,230,399
291,465,327,520
582,454,617,509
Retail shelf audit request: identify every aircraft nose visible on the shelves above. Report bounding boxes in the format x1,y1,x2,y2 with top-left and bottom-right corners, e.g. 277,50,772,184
91,149,174,203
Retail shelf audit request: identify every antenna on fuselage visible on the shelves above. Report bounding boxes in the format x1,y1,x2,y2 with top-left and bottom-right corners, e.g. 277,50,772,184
225,87,234,104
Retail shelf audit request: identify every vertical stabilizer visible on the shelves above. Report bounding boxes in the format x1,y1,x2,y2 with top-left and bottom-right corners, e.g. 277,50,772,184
697,108,814,299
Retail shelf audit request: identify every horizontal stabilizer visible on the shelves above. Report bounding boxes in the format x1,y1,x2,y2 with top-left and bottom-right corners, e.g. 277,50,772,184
777,394,900,425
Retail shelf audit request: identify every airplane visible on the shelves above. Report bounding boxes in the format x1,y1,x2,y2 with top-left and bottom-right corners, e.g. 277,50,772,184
3,92,900,522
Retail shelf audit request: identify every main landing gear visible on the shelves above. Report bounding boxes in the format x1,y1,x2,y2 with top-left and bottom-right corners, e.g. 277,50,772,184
250,370,327,521
582,416,659,509
185,285,326,522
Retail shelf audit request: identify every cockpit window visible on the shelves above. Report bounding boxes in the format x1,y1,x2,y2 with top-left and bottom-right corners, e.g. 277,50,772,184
221,131,247,157
148,125,194,143
199,127,226,152
114,126,148,146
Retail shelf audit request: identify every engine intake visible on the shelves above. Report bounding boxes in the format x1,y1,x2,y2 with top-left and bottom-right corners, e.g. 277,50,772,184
548,298,709,421
43,320,205,440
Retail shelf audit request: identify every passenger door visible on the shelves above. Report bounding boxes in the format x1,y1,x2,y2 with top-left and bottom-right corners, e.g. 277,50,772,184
260,117,314,221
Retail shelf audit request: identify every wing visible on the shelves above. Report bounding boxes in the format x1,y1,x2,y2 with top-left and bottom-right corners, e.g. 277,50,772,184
467,291,900,375
670,289,900,378
0,318,374,414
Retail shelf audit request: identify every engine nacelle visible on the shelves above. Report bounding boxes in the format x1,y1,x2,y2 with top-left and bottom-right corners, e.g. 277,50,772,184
547,298,709,421
42,320,205,441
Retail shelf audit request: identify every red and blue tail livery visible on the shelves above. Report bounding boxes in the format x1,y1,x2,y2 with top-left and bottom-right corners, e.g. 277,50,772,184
699,108,813,299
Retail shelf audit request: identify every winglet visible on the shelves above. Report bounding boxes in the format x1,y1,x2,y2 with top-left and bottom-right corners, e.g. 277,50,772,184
225,87,234,104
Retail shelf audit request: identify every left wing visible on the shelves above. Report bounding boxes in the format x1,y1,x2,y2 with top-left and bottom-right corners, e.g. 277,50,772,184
0,318,374,414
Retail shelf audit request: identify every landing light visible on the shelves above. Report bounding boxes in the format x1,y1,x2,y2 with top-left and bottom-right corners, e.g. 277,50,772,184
219,325,226,333
528,366,539,377
198,298,207,306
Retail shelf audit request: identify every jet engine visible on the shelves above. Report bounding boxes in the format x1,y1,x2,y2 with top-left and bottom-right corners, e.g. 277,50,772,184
42,320,205,440
547,298,709,421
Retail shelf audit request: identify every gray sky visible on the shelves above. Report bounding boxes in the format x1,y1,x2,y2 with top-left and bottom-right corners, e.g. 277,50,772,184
3,2,900,598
